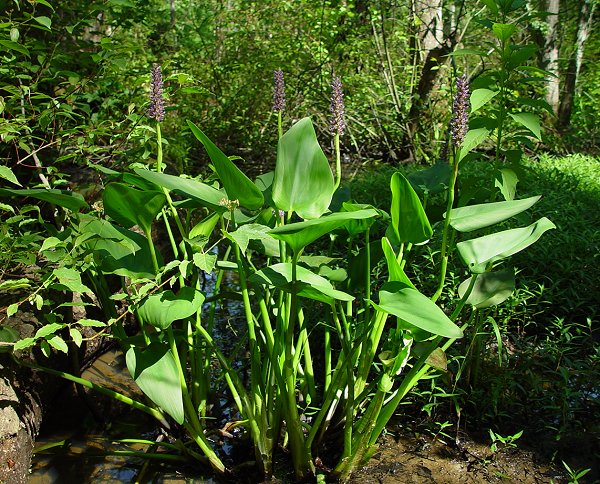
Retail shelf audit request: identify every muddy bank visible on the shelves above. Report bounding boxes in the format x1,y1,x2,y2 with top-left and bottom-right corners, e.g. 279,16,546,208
348,431,568,484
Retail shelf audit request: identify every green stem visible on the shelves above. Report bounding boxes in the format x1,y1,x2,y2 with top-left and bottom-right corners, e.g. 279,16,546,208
285,252,313,479
145,230,160,275
277,110,283,140
156,122,163,173
162,209,179,259
432,156,460,302
166,327,226,473
324,327,332,391
364,226,371,324
333,132,342,191
355,311,387,396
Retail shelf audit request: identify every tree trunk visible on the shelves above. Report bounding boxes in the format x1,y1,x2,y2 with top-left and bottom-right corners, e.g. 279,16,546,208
542,0,560,114
413,0,444,61
170,0,176,27
407,1,469,147
557,0,596,128
0,303,123,483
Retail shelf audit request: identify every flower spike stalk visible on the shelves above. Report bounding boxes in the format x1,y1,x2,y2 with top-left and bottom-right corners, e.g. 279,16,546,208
330,75,346,191
432,74,470,302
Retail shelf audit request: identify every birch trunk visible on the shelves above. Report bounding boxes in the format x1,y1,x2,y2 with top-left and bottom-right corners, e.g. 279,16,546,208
542,0,561,115
558,0,596,128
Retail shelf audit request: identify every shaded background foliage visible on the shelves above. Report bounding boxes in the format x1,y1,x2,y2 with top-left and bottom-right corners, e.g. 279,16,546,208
2,0,598,181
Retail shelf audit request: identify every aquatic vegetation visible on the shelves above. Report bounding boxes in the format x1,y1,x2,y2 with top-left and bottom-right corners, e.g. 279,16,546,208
3,63,554,482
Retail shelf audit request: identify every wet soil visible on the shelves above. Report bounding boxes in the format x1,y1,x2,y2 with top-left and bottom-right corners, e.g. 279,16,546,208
348,432,567,484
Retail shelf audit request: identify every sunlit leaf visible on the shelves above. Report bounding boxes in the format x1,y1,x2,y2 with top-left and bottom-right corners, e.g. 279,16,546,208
52,267,93,294
35,323,64,339
470,88,498,113
192,252,217,273
457,217,556,273
249,263,354,304
78,319,106,328
373,282,462,339
134,169,226,212
272,117,334,219
495,168,519,201
70,328,83,347
47,335,68,353
137,287,204,330
13,337,35,351
126,344,184,424
7,303,19,318
0,166,21,186
448,195,540,232
228,224,274,255
457,128,490,162
508,112,542,140
390,172,432,244
0,278,30,290
381,237,415,288
269,208,378,254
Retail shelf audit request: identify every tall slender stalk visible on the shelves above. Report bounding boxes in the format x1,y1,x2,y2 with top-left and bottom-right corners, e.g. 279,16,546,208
432,158,459,302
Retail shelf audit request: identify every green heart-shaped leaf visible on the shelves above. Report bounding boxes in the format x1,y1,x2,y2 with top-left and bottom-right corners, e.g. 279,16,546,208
448,195,540,232
373,282,462,339
138,287,204,330
456,217,556,273
126,344,184,424
272,117,334,219
249,263,353,304
459,270,515,308
103,183,166,234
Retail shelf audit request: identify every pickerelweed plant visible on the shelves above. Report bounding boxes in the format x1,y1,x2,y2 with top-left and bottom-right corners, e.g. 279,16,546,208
3,66,555,482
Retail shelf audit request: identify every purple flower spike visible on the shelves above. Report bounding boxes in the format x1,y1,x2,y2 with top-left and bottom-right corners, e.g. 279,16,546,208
329,75,346,136
450,74,470,147
272,69,286,113
149,63,165,122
